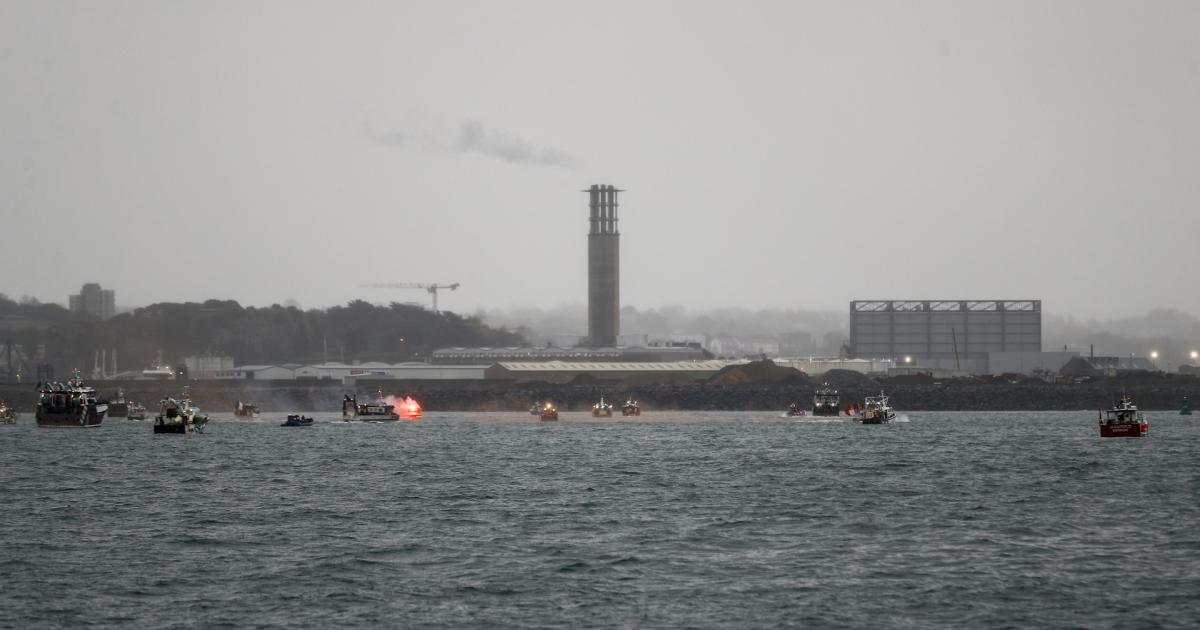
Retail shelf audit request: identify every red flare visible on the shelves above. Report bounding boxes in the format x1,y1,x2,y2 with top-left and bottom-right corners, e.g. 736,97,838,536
385,395,423,420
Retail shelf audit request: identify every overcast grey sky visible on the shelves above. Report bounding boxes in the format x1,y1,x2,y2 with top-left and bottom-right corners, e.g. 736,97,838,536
2,1,1198,318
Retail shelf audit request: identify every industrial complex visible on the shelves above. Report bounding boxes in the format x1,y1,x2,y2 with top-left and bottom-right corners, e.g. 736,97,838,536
26,186,1180,387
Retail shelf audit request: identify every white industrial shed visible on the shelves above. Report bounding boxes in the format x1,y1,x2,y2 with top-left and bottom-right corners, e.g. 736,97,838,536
485,360,729,383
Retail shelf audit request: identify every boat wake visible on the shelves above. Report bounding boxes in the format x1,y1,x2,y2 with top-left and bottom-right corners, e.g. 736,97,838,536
894,414,911,423
785,415,850,423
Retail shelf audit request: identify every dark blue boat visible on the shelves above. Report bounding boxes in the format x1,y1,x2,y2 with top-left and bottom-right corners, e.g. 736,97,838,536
281,415,314,427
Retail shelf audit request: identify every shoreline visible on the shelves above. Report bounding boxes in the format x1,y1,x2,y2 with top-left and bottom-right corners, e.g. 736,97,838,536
3,377,1197,414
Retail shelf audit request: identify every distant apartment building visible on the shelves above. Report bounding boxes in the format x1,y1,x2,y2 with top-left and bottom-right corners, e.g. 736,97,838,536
69,283,116,320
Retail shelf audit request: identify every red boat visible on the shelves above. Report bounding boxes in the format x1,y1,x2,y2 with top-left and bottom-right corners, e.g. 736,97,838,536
537,401,559,421
234,401,259,417
621,400,641,416
1099,394,1148,438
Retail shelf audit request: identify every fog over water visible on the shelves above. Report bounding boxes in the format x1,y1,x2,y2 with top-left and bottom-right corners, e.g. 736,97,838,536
2,1,1199,319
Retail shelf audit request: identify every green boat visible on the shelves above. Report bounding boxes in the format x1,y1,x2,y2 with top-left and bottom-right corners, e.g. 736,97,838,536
1183,397,1192,416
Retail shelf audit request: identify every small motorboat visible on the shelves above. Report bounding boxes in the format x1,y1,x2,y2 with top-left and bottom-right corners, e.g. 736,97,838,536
1100,394,1148,437
281,414,314,427
234,401,260,418
785,402,806,417
592,396,613,418
855,392,897,424
127,403,147,421
0,400,16,424
621,399,641,416
538,401,559,421
1182,397,1192,416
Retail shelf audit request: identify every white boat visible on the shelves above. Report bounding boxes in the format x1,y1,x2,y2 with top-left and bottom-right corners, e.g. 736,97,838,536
855,392,897,424
592,396,613,417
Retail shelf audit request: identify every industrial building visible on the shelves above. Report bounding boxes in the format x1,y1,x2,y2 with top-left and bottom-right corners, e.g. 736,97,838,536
849,300,1042,373
431,345,707,365
1059,356,1158,378
484,360,728,384
207,362,488,382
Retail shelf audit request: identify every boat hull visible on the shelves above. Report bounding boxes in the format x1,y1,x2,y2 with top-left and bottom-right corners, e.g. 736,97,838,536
346,414,400,421
812,407,840,417
1100,422,1148,438
622,408,640,416
858,411,896,424
153,421,192,434
36,406,106,428
540,412,558,421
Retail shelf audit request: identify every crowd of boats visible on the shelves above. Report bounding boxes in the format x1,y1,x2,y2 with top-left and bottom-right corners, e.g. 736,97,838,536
2,374,1187,438
785,385,898,424
13,374,428,433
527,396,642,421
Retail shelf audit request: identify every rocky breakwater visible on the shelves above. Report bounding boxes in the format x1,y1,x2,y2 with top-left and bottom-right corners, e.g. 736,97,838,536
1,362,1196,412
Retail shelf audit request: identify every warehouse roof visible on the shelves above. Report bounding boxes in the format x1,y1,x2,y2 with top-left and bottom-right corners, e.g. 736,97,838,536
495,360,729,372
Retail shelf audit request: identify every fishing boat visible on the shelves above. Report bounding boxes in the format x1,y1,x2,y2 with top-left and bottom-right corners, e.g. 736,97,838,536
153,387,209,434
107,388,129,418
1182,397,1192,416
812,384,840,417
0,400,15,424
35,371,108,428
1099,394,1148,438
621,399,641,416
592,396,613,418
785,402,806,417
234,401,260,417
127,402,147,420
537,401,559,421
342,389,400,421
281,414,314,427
855,392,897,424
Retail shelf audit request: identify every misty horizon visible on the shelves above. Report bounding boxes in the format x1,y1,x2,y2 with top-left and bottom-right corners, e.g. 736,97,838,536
2,2,1199,320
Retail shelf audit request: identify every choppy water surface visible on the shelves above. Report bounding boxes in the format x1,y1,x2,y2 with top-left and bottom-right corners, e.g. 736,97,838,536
2,411,1198,628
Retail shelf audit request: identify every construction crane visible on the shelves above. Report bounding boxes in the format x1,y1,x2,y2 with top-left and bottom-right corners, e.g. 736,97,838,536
361,282,461,313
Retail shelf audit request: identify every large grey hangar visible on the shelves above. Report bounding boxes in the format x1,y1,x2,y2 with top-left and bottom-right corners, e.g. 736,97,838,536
848,300,1042,373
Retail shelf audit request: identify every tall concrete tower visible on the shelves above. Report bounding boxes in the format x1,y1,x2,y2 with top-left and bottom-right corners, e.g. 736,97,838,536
586,184,621,347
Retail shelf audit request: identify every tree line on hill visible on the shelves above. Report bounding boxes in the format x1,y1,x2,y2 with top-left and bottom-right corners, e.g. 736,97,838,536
0,295,525,379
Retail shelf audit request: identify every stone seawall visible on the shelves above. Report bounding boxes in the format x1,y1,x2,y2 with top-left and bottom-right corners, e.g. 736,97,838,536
3,378,1198,413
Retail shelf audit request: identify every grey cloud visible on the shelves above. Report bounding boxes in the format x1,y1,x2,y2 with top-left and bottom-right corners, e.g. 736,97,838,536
366,119,577,169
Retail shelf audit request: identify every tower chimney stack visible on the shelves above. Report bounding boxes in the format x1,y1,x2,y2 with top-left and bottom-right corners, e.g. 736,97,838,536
586,184,621,347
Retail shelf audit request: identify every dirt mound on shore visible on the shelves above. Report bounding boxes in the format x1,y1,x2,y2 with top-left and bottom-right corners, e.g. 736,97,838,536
818,369,879,388
707,360,811,386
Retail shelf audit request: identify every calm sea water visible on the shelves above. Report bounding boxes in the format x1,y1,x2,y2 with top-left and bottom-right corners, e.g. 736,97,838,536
1,411,1198,629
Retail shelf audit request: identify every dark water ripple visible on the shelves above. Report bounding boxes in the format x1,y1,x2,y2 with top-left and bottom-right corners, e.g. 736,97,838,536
2,411,1199,628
